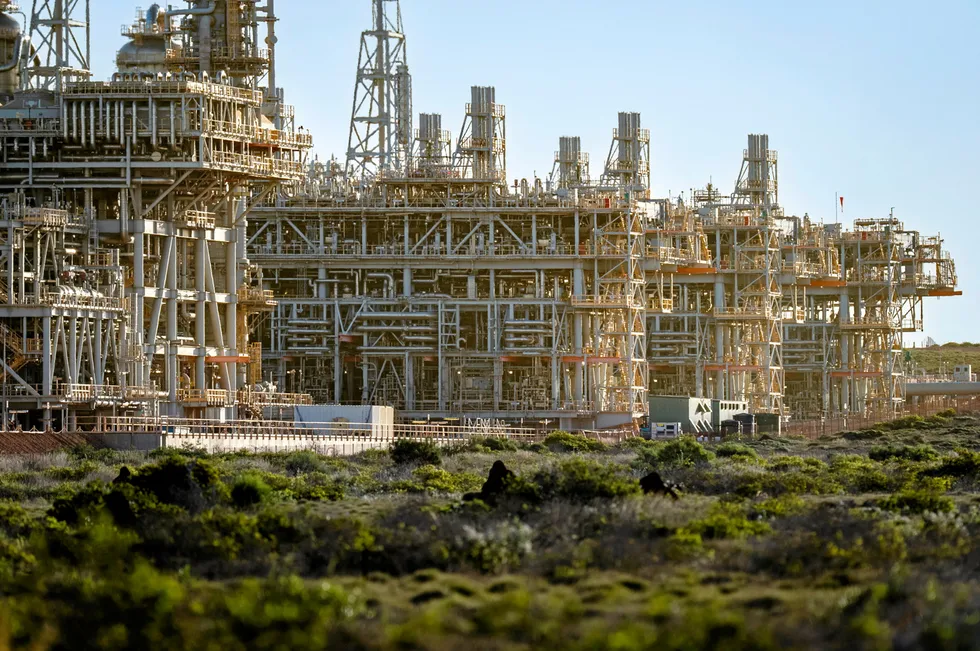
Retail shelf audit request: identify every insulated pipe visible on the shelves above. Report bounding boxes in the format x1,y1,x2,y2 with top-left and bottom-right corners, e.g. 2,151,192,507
0,35,21,72
150,97,157,148
366,272,395,298
199,15,213,75
905,382,980,397
165,1,217,17
117,100,124,145
169,100,177,148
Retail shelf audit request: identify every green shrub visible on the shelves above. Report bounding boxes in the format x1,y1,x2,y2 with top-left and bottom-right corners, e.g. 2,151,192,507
869,444,939,463
475,437,520,452
0,502,37,538
714,443,760,461
521,442,549,454
619,437,656,450
732,474,765,498
879,415,927,431
681,503,771,540
390,440,442,466
531,458,639,502
49,481,181,529
665,531,706,561
878,490,955,515
768,455,827,472
763,471,842,496
925,449,980,479
751,494,807,519
829,455,893,493
44,461,99,482
290,480,346,502
231,474,272,508
66,444,117,465
398,465,482,494
284,450,325,475
650,436,714,468
542,431,607,453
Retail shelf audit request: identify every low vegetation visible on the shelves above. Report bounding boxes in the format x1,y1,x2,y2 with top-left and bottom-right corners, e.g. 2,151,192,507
907,342,980,374
2,422,980,648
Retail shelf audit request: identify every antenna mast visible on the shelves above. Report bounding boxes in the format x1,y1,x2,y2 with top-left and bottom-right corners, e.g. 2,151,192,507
345,0,412,184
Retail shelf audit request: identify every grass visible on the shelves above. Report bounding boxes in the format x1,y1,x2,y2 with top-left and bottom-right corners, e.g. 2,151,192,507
2,422,980,648
906,342,980,374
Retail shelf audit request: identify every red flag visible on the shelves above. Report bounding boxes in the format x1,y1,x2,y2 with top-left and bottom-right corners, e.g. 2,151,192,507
840,196,844,213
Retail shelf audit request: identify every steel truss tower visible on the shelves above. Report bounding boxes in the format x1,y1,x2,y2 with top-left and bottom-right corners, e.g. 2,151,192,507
25,0,91,91
346,0,412,183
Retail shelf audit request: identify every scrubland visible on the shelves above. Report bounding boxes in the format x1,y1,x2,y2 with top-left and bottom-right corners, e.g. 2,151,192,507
1,410,980,649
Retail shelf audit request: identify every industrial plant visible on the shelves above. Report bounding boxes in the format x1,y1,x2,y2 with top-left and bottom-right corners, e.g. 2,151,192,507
0,0,961,434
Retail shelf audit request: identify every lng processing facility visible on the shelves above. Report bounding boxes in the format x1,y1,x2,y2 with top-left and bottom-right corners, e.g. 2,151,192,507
0,0,963,435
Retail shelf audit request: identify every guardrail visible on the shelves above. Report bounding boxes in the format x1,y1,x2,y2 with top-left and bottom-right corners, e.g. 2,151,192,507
94,416,539,442
65,80,265,104
783,399,980,439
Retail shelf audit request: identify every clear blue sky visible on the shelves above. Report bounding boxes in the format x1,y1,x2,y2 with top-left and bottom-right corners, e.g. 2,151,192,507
86,1,979,343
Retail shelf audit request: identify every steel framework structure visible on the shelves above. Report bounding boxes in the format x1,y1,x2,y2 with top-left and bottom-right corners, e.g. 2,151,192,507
246,2,959,428
0,0,961,432
0,1,311,429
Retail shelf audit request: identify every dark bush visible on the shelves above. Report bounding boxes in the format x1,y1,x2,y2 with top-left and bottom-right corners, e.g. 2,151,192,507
390,440,442,466
231,474,272,508
130,456,226,511
924,449,980,479
868,444,939,463
714,443,760,460
842,429,886,441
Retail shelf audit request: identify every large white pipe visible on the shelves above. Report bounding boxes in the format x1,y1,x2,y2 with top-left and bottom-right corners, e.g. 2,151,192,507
905,382,980,397
165,1,217,17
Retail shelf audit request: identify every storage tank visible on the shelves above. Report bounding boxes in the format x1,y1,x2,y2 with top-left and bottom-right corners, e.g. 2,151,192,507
116,37,169,74
116,5,170,74
0,10,22,100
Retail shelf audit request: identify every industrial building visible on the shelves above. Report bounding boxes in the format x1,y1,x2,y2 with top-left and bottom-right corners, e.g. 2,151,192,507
0,0,961,432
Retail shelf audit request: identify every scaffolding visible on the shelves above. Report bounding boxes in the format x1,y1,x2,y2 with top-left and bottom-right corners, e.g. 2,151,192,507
0,1,311,429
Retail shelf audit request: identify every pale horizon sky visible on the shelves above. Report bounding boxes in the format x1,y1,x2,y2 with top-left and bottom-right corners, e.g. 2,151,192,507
79,1,979,343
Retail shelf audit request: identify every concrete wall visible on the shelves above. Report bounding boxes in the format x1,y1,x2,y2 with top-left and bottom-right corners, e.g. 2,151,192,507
294,405,395,436
94,431,394,455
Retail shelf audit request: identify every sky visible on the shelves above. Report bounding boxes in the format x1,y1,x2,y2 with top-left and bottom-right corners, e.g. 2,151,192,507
82,0,980,344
